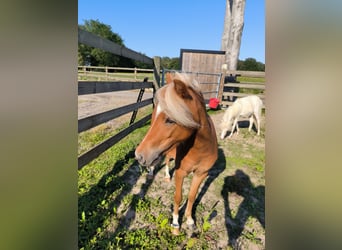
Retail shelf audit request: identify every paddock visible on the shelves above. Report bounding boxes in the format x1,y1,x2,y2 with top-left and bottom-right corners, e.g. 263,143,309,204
78,28,265,249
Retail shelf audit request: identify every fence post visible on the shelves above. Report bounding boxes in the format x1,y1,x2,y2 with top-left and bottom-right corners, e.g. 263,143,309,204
218,71,226,102
134,67,137,81
130,77,148,125
83,66,86,78
153,56,161,90
105,66,108,80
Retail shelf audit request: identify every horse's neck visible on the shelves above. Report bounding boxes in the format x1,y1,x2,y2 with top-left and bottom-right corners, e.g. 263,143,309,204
229,104,241,120
197,112,217,147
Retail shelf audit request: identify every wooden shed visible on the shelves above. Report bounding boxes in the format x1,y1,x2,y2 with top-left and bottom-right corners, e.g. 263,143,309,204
180,49,226,102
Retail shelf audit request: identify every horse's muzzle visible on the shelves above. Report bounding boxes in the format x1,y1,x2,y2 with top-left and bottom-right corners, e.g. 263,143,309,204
135,151,146,165
135,149,162,167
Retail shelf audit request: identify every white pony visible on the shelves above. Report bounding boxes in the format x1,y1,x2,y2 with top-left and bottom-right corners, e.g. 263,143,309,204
220,95,263,139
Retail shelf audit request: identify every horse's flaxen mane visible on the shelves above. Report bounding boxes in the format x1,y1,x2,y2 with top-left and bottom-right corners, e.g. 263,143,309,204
156,73,202,128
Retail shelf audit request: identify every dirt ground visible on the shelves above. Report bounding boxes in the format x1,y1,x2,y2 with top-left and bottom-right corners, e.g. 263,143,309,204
78,90,154,128
78,90,152,119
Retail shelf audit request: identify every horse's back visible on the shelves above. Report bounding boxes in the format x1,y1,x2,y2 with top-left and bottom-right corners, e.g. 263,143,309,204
238,95,262,117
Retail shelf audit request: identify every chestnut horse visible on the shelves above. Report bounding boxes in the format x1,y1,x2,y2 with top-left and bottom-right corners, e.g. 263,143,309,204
146,73,177,181
135,72,218,235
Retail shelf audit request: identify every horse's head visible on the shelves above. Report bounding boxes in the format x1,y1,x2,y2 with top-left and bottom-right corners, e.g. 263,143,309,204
220,107,235,139
135,73,203,166
220,122,232,140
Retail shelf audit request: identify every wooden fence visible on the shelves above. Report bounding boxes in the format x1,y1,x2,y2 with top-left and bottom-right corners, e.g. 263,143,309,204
78,28,161,170
78,28,265,169
218,70,265,108
78,65,154,82
162,69,265,108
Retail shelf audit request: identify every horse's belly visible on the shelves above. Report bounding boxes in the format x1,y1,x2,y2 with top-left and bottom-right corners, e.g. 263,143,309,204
239,111,253,118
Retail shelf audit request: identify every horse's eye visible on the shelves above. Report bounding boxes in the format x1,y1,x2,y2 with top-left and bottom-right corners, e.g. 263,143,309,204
165,117,175,124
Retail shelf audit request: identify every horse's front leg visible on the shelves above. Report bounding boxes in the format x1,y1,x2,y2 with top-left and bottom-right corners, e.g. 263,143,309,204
171,169,186,235
184,172,208,229
229,119,238,137
147,165,155,179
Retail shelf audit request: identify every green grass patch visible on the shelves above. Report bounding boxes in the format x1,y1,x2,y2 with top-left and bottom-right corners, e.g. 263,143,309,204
78,124,149,248
237,76,265,83
236,76,265,95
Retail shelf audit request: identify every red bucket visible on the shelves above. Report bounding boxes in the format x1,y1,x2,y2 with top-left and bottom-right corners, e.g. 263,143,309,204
209,98,220,110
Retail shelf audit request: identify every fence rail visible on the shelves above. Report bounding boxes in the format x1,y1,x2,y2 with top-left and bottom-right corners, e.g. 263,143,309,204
78,65,154,82
78,28,160,170
78,28,153,64
218,70,265,108
78,81,153,95
78,98,153,133
78,114,152,169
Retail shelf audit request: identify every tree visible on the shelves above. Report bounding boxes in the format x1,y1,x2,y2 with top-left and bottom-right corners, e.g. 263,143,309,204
221,0,246,71
245,57,264,71
78,19,129,67
238,58,265,71
161,57,180,70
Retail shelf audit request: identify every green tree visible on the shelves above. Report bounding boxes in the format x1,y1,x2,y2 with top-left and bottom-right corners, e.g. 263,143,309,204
161,57,180,70
134,57,153,69
237,58,265,71
243,58,259,71
78,19,129,67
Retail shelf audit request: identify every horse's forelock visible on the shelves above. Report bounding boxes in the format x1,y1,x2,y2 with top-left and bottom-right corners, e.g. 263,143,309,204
156,76,200,128
173,72,201,93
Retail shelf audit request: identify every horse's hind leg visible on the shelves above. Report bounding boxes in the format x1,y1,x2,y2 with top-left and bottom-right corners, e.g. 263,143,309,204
248,116,254,132
164,157,171,182
255,105,262,135
256,114,261,135
184,172,208,229
236,121,240,134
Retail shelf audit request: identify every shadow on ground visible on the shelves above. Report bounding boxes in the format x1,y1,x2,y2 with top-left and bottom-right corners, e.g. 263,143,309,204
221,169,265,247
78,149,147,248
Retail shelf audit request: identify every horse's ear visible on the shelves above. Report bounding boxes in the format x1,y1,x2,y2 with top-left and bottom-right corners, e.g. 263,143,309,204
165,72,173,84
173,79,192,99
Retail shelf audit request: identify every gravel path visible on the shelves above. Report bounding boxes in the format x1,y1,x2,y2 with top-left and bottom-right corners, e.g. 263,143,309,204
78,90,153,119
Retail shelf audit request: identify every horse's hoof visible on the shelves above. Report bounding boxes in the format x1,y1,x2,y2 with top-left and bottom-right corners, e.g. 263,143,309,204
187,223,196,231
171,227,180,235
164,177,171,182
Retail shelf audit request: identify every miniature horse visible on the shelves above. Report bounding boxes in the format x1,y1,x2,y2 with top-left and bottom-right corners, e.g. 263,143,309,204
135,72,218,235
146,73,188,181
146,73,177,181
220,95,263,139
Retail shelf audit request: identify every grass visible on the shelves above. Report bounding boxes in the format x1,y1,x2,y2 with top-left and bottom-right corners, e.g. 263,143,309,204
78,71,154,82
237,76,265,83
235,76,265,96
78,111,265,249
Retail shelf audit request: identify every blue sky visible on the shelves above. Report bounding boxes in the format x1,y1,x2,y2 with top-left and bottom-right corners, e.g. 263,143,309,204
78,0,265,63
